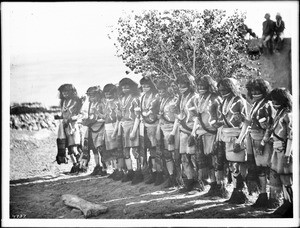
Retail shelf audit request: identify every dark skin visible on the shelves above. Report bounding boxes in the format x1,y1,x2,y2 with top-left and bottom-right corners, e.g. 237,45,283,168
122,85,131,95
157,88,169,120
104,92,113,100
218,85,246,153
178,83,190,95
233,88,265,154
218,84,231,98
121,84,138,140
251,88,264,155
271,99,291,164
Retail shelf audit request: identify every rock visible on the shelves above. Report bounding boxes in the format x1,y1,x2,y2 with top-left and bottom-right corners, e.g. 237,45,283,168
32,123,39,131
61,194,108,218
71,208,82,217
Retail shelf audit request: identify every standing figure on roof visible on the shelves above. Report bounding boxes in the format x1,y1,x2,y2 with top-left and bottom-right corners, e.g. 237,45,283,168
235,79,275,208
81,86,107,176
140,77,165,186
117,77,142,184
261,13,275,52
170,76,198,193
55,84,84,174
190,75,228,198
156,80,181,188
273,13,285,52
269,88,293,218
102,83,124,180
217,78,249,204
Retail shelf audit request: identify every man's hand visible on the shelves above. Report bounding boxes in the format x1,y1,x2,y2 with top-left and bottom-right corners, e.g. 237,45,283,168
70,116,78,121
188,135,196,147
111,132,117,140
256,144,264,155
233,143,242,153
168,134,175,145
284,155,292,165
142,111,150,117
130,131,136,141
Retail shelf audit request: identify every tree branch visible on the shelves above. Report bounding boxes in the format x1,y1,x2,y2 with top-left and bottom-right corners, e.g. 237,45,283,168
195,64,206,77
192,45,196,76
167,58,178,80
186,50,191,64
161,62,177,81
148,61,174,81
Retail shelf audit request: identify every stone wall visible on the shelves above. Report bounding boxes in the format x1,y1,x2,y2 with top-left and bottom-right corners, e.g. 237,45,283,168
10,112,60,131
10,103,60,131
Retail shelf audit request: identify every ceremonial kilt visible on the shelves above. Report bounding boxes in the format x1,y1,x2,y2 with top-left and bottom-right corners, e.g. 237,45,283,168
271,140,293,174
160,122,179,151
57,120,81,147
104,122,123,160
179,122,195,155
83,121,105,149
120,120,139,148
220,127,247,162
249,129,272,167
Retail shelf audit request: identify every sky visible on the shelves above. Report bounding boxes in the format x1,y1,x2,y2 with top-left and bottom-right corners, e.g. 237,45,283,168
3,1,299,107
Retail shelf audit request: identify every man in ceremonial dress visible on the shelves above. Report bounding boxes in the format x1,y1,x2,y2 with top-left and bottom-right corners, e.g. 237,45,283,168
217,78,249,204
191,75,227,197
156,80,181,188
140,77,164,186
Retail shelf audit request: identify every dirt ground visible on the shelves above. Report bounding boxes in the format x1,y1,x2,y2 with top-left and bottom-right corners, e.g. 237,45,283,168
8,128,284,220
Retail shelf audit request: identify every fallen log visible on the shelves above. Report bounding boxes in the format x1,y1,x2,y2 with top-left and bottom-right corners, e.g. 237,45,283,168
61,194,108,218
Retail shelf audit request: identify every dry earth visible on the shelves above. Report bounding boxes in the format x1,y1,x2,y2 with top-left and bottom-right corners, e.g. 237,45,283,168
8,128,285,221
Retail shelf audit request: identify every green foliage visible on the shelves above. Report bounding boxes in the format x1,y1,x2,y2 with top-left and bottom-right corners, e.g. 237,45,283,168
109,9,259,87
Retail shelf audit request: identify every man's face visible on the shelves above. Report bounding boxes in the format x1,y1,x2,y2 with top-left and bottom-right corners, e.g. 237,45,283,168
178,83,189,94
251,88,262,96
265,14,270,20
105,92,113,99
62,90,70,98
122,85,131,94
218,84,231,97
88,93,97,102
197,84,208,94
272,99,281,110
158,89,167,97
251,88,263,101
142,84,151,93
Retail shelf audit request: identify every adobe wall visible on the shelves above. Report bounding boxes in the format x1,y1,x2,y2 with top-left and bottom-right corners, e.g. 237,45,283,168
260,38,292,92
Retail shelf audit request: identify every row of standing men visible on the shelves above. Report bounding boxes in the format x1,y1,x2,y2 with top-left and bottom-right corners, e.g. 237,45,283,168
55,75,293,218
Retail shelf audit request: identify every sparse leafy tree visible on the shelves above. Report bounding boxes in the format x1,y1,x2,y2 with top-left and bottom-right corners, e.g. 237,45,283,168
108,9,259,87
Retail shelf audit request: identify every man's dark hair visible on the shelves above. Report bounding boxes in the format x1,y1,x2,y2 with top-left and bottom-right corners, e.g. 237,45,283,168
246,78,271,99
268,88,292,111
217,78,240,97
196,75,218,94
118,77,140,97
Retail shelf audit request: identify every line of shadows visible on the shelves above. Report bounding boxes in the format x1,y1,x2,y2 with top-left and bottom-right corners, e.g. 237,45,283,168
10,172,106,186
